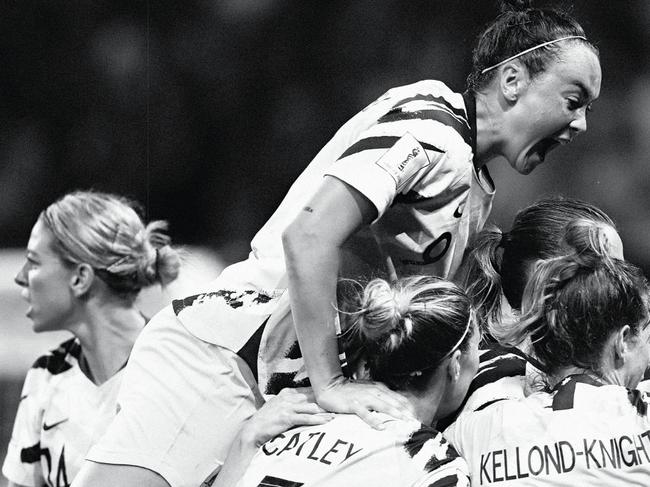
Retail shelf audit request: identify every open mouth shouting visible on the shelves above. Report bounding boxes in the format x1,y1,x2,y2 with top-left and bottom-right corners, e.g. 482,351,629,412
529,137,562,164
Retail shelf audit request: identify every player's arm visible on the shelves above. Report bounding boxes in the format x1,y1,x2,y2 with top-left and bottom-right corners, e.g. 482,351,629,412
212,388,332,486
282,175,413,425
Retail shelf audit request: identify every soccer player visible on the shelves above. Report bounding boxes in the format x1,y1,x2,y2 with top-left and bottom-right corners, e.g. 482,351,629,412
215,276,477,487
76,2,602,486
448,197,623,417
444,222,650,486
1,191,180,487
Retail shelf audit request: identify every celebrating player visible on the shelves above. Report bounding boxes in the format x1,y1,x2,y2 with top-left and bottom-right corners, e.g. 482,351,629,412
448,197,623,417
76,2,602,486
214,276,477,487
1,191,180,487
444,223,650,486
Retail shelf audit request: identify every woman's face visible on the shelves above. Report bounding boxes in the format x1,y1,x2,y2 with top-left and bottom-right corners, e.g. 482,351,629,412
501,44,602,175
15,219,77,333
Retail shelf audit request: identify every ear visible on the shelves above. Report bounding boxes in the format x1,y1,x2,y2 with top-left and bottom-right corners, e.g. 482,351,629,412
499,61,529,103
445,349,463,384
613,325,632,366
69,263,95,298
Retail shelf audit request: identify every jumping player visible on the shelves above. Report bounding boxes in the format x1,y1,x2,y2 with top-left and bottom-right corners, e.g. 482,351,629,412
215,276,477,487
445,223,650,486
1,191,180,487
76,2,602,486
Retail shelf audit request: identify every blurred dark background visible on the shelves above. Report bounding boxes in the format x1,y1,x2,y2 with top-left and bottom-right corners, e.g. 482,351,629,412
1,0,649,269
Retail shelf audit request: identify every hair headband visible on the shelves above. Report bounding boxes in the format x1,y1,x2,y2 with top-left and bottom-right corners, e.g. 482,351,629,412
481,35,587,75
393,312,474,377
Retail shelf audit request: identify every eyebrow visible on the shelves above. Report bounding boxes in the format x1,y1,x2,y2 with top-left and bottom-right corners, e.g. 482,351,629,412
574,80,595,102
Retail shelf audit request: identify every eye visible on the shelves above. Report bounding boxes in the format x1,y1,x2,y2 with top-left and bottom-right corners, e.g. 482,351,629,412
567,98,581,111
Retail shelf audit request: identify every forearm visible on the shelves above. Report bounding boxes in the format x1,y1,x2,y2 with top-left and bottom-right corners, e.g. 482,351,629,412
284,229,343,397
211,430,259,487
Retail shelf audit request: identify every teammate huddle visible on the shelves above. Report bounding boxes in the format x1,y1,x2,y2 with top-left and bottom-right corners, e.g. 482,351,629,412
3,1,650,486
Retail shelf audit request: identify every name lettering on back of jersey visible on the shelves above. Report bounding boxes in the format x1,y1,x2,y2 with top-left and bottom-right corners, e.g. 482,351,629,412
478,429,650,485
375,133,430,193
262,431,363,466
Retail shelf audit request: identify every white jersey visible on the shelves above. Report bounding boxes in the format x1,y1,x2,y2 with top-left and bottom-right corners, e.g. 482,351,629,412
178,80,494,394
236,413,469,487
445,374,650,486
2,338,123,487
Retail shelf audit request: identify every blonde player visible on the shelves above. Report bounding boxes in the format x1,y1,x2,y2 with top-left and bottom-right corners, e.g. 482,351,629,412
215,276,477,487
445,222,650,486
1,191,180,487
76,2,602,486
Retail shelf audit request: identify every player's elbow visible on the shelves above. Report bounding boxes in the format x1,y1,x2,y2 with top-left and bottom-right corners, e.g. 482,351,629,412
282,219,319,262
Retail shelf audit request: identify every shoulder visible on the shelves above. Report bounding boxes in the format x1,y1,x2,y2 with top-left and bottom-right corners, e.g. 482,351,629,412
29,337,81,377
398,422,463,470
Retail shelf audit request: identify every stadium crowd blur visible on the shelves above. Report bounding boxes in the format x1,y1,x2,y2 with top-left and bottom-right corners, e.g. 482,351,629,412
0,1,649,485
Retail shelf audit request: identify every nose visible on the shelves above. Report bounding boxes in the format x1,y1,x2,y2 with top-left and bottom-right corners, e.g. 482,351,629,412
15,262,28,287
569,108,587,135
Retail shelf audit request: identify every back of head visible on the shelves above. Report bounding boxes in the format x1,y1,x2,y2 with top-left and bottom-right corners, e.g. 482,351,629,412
40,190,181,300
467,0,597,93
503,221,649,377
342,276,473,392
461,197,615,335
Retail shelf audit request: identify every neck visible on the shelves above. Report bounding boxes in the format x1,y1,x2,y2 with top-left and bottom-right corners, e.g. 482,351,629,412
548,366,612,389
401,373,449,426
72,303,144,385
474,90,506,169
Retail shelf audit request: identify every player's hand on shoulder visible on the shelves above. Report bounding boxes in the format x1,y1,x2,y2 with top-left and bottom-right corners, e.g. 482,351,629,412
240,387,334,448
316,376,416,429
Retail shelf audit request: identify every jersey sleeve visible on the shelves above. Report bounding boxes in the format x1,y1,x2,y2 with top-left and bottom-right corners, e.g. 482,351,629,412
2,368,46,487
324,83,472,223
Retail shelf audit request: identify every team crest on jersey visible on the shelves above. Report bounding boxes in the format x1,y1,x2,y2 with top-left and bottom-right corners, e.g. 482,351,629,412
375,132,429,193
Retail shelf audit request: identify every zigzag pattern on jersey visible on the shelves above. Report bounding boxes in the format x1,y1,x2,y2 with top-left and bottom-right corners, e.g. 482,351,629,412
467,345,541,400
337,136,444,160
172,289,275,315
377,93,471,144
403,425,458,472
31,338,81,376
264,340,311,396
552,374,650,416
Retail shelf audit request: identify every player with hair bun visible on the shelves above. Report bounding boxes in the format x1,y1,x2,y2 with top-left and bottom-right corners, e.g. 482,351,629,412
76,2,603,486
213,276,478,487
443,197,623,422
2,191,180,487
445,225,650,486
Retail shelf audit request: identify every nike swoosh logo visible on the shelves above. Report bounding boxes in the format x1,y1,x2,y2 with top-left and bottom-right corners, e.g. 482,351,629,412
43,418,69,431
20,394,28,401
453,204,463,218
